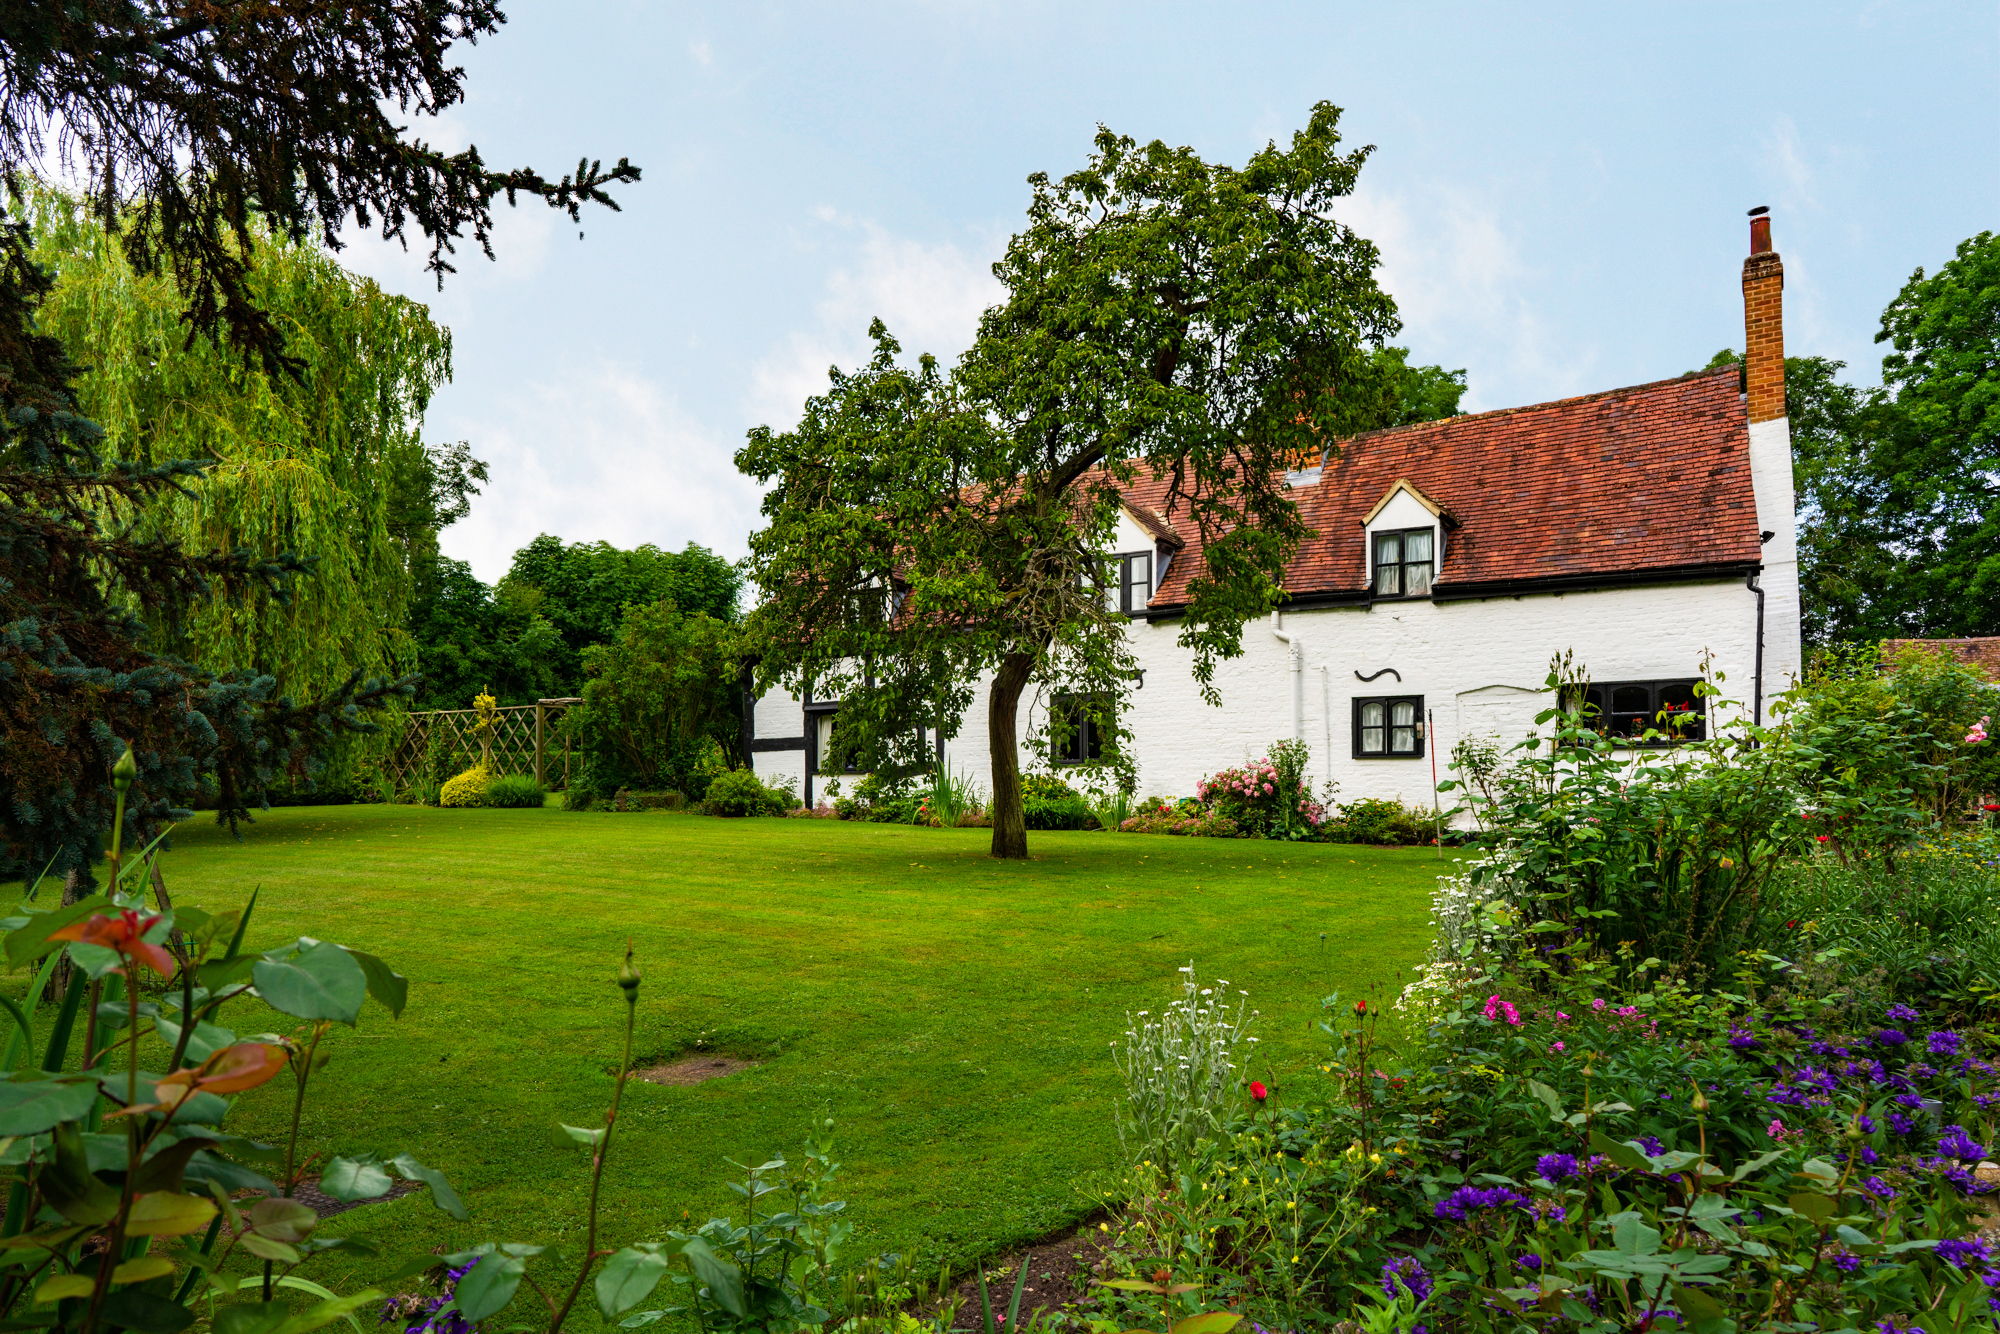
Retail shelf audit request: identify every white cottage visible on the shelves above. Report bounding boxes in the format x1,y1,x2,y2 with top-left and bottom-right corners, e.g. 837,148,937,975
748,212,1803,811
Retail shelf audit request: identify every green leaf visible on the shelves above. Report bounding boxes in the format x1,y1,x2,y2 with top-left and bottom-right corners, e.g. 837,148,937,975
1526,1080,1564,1121
0,1074,99,1135
560,1123,605,1148
452,1252,527,1323
390,1153,467,1221
267,1289,386,1334
1168,1316,1242,1334
1671,1283,1724,1322
1588,1130,1650,1174
596,1244,679,1320
681,1237,745,1319
1787,1192,1834,1223
213,1301,289,1334
240,1233,303,1265
98,1287,196,1334
253,941,367,1025
3,895,110,968
153,1016,237,1066
340,949,408,1018
247,1197,317,1243
320,1156,395,1202
1730,1149,1786,1182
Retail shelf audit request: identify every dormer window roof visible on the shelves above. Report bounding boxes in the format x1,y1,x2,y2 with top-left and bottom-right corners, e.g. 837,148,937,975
1361,478,1447,527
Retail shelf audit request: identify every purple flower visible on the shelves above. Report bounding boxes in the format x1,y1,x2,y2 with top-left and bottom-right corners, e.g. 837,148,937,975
1834,1252,1861,1273
1727,1027,1759,1050
1536,1152,1580,1181
1380,1256,1432,1303
1857,1114,1877,1133
1864,1176,1898,1200
1927,1030,1964,1057
1877,1029,1910,1047
1433,1185,1531,1221
1940,1125,1987,1163
1936,1237,1993,1269
1876,1319,1926,1334
1859,1144,1880,1166
1908,1063,1938,1080
1890,1112,1918,1137
1515,1254,1543,1271
1888,1003,1922,1022
1895,1092,1926,1110
1636,1135,1665,1157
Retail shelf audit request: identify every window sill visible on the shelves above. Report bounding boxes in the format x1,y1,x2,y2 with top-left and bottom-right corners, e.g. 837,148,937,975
1352,753,1426,761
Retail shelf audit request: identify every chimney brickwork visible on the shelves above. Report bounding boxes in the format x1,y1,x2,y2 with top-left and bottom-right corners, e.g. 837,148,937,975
1742,217,1786,423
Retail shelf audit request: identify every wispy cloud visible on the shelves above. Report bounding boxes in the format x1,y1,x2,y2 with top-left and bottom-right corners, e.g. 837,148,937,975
746,214,1006,430
1340,182,1581,411
438,362,762,578
689,39,713,66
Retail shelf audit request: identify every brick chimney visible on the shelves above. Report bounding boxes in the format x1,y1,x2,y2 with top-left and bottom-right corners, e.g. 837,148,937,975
1742,207,1785,422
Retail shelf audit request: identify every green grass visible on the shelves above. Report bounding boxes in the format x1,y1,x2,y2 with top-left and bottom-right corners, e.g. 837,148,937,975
25,805,1448,1291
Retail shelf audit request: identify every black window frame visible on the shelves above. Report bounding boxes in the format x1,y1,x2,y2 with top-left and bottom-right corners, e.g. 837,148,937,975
1115,550,1153,615
1051,692,1111,766
1371,526,1436,599
1564,678,1708,746
1352,694,1426,759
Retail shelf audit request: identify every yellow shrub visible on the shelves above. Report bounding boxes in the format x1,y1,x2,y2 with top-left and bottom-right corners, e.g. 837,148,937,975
440,764,491,808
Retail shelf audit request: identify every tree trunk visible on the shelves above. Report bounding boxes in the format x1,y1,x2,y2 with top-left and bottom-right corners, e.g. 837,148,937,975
987,653,1035,860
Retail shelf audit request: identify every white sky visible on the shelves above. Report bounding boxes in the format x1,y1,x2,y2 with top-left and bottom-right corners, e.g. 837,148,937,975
326,1,1998,583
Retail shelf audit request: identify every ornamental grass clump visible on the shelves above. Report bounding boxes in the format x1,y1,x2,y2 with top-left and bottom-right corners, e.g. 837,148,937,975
1111,964,1260,1175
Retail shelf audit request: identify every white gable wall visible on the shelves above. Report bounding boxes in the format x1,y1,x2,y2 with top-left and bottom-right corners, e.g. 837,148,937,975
749,573,1776,819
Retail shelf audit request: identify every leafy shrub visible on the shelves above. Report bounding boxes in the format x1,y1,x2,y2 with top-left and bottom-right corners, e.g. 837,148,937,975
917,766,984,828
702,768,785,817
1322,796,1432,845
1021,772,1080,802
1024,794,1096,829
561,784,595,811
1112,965,1258,1174
484,773,546,808
1197,740,1325,838
440,763,491,807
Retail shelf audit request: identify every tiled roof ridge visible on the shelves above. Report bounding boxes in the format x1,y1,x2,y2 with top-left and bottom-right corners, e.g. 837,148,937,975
1325,361,1743,456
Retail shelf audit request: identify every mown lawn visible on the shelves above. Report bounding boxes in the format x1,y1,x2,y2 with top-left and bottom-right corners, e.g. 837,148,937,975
16,805,1450,1293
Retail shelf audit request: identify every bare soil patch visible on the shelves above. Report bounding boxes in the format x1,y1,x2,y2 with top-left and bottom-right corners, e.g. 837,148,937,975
633,1054,761,1086
937,1222,1113,1325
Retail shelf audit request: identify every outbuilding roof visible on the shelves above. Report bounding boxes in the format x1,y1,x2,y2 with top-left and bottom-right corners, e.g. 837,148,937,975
1130,362,1765,612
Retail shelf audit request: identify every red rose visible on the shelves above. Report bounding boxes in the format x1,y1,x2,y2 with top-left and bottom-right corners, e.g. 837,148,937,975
1354,999,1368,1016
1250,1081,1269,1102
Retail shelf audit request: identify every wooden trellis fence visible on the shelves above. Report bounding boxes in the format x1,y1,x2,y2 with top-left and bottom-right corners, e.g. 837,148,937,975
385,698,582,791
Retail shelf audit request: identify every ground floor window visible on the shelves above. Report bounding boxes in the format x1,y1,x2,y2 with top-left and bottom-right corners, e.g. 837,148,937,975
1354,695,1425,757
1573,679,1706,744
1052,693,1110,764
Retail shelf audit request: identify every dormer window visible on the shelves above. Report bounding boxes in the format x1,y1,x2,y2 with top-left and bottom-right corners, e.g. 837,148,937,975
1114,552,1152,614
1372,528,1434,598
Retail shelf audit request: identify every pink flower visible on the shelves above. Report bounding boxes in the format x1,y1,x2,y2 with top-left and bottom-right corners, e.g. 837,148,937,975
1550,1041,1565,1053
1590,998,1607,1012
1555,1012,1570,1023
1482,995,1521,1026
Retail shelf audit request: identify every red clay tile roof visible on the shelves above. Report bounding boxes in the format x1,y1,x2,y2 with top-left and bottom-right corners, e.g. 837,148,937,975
1883,638,2000,682
1130,363,1765,610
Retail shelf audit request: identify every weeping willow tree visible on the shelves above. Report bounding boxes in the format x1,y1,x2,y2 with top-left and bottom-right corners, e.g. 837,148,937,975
23,188,454,699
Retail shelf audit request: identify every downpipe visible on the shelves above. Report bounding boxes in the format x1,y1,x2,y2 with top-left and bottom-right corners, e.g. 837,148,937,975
1270,611,1303,743
1746,571,1766,728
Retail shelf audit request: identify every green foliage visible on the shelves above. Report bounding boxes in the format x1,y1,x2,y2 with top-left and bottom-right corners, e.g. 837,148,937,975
1365,345,1469,427
1197,742,1325,840
405,558,563,709
0,0,636,376
566,601,744,798
739,104,1453,859
439,765,491,808
0,209,412,882
1323,798,1432,847
701,770,786,818
1445,654,1804,979
1121,799,1241,837
1761,840,2000,1012
1880,641,2000,821
0,820,459,1334
27,190,456,702
483,774,546,809
506,536,741,692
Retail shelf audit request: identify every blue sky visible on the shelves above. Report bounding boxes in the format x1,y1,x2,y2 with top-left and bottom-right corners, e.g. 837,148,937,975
334,1,1997,583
